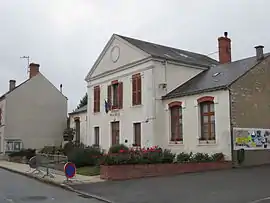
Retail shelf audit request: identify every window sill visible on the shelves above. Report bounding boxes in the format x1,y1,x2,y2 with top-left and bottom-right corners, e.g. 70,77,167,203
198,140,216,145
169,141,184,145
131,104,143,108
111,108,121,112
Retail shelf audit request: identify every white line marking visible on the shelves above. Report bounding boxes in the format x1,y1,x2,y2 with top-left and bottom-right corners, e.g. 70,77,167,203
249,197,270,203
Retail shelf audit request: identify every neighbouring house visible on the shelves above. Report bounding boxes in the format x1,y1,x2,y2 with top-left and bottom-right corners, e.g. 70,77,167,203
68,105,88,145
85,32,270,166
0,63,68,153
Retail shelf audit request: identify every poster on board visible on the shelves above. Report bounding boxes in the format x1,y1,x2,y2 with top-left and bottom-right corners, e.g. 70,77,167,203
233,128,270,150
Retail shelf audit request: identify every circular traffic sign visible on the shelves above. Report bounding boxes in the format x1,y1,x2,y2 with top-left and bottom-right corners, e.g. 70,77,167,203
29,156,37,169
64,162,76,178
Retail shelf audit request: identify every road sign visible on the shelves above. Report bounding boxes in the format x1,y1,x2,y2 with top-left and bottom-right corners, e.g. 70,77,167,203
64,162,76,179
29,156,37,169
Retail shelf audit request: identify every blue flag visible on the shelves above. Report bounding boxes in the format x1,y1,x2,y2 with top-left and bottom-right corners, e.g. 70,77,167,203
104,100,109,113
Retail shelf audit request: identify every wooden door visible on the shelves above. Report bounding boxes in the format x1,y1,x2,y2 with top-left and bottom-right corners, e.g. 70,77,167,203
111,121,120,145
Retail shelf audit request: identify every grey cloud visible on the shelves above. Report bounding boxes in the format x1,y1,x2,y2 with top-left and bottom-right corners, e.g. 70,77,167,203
1,0,270,112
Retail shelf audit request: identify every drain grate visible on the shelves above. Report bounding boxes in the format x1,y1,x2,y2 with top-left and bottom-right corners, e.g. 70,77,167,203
20,196,48,201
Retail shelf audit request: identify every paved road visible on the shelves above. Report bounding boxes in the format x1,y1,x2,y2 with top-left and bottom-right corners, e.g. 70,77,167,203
73,166,270,203
0,168,103,203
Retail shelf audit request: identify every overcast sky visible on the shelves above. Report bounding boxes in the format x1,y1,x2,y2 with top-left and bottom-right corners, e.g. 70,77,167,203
1,0,269,112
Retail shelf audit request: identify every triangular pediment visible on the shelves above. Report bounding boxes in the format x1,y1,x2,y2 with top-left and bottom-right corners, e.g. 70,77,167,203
85,34,150,81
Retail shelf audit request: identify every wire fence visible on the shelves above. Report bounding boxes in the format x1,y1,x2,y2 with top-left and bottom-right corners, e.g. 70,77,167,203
29,153,68,177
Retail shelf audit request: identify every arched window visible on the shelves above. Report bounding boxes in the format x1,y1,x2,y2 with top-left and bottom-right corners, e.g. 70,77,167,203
169,102,183,142
198,96,215,141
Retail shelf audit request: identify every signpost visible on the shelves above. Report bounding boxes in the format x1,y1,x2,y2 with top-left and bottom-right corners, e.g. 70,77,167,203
64,162,76,181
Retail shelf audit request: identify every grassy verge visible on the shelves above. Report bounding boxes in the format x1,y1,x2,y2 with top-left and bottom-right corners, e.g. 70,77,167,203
76,166,100,176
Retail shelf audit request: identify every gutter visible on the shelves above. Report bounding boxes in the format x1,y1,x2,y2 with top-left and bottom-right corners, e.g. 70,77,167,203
228,87,235,167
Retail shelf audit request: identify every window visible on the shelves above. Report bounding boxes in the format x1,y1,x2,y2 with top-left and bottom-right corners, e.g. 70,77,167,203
111,121,120,145
132,73,142,105
93,86,100,112
169,102,183,143
112,83,119,107
133,123,141,146
94,127,100,146
198,96,215,141
108,81,123,110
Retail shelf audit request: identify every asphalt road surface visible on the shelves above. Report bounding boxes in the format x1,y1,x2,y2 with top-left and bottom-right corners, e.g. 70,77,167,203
0,168,103,203
73,165,270,203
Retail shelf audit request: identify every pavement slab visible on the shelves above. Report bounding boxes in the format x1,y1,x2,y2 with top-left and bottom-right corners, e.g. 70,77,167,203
72,166,270,203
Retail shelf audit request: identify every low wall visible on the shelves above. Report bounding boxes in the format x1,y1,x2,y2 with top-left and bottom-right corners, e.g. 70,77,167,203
100,162,232,180
233,149,270,167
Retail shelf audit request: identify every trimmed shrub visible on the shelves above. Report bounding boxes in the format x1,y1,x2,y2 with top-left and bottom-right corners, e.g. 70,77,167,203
63,142,75,156
8,148,36,160
211,153,224,161
191,153,212,162
68,146,103,167
101,146,176,165
177,152,193,163
109,144,129,154
39,146,64,155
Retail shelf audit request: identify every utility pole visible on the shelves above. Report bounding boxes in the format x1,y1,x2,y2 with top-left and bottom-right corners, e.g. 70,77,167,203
20,56,30,73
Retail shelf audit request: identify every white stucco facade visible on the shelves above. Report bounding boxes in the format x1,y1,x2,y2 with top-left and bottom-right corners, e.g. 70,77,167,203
0,99,6,153
85,34,231,159
0,73,67,153
160,90,231,160
69,110,88,145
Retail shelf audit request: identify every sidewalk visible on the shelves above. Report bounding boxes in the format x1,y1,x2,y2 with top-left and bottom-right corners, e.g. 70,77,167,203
0,160,112,203
0,160,104,185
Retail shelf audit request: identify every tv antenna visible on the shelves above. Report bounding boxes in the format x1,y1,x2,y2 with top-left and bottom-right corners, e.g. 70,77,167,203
20,56,30,73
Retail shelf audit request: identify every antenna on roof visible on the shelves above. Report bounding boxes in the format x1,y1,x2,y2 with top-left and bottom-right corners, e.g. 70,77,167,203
206,51,218,56
20,56,30,74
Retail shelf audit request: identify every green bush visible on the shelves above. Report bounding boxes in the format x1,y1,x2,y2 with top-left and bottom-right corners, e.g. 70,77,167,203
109,144,129,153
39,146,64,155
8,148,36,160
211,153,224,161
68,146,103,167
63,142,75,156
101,147,176,165
177,152,193,163
190,152,212,162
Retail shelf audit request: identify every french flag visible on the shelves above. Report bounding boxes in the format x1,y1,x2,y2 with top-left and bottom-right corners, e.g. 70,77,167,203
104,100,110,114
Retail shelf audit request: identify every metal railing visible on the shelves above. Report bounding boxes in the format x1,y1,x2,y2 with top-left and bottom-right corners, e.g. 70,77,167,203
28,153,68,178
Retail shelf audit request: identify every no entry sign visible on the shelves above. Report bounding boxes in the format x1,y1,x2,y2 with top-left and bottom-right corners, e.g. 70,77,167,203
64,162,76,179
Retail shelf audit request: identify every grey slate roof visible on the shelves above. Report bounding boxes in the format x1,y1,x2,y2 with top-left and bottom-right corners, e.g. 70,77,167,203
69,105,87,115
117,35,219,67
163,53,270,99
0,79,30,101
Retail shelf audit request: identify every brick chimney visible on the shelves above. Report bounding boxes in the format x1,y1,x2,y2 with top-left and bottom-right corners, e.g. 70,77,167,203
9,80,16,91
29,63,40,79
218,32,231,64
255,45,264,61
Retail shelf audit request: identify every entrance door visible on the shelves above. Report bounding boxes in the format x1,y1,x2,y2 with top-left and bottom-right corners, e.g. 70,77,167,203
111,121,120,145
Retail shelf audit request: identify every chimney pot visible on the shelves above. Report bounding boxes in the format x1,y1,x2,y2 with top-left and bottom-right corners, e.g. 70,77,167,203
218,31,231,64
9,80,16,91
255,45,264,61
29,63,40,79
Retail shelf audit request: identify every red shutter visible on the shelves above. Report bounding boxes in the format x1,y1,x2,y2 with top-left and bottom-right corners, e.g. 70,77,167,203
97,86,100,112
107,85,112,110
132,73,141,105
93,87,97,112
118,82,123,109
132,76,137,105
93,86,100,112
137,75,141,105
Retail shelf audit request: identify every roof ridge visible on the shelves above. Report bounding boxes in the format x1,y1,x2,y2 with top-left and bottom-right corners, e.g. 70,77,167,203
116,34,211,58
